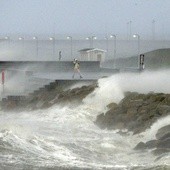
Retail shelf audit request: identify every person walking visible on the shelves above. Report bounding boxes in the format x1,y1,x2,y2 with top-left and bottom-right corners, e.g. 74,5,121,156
72,59,83,79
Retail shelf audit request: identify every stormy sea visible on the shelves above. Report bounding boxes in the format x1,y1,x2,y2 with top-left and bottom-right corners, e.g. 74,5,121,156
0,70,170,170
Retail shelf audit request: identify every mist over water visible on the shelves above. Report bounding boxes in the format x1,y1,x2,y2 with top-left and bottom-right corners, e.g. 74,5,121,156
115,70,170,94
0,70,170,169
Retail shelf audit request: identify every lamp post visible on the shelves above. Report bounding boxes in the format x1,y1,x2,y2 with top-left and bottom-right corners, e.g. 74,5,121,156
86,36,97,48
105,36,109,54
4,36,10,48
19,37,24,57
49,37,55,58
129,21,132,40
91,36,97,48
152,19,155,40
127,22,129,40
133,34,140,68
110,34,117,68
86,37,91,48
33,36,38,58
67,36,73,58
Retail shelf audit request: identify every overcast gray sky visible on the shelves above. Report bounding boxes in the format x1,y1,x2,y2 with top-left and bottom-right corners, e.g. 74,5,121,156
0,0,170,38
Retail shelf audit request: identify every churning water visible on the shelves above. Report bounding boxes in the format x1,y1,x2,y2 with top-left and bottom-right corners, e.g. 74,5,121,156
0,71,170,170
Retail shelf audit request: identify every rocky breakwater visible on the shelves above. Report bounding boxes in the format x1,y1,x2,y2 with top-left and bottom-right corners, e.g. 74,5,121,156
95,92,170,134
1,83,97,111
28,83,97,109
96,92,170,158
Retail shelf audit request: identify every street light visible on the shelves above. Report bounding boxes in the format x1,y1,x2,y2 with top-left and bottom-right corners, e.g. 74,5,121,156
152,19,156,40
86,36,97,48
133,34,140,68
4,36,10,49
49,37,55,58
129,21,132,40
19,37,24,57
67,36,73,58
86,37,91,48
127,22,129,40
91,36,97,48
33,36,38,58
105,36,109,54
110,35,117,68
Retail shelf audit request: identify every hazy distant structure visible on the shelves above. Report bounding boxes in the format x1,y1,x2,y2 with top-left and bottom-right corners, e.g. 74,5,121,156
79,48,106,62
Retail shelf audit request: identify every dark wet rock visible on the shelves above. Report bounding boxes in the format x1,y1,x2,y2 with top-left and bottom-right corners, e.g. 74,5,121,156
156,125,170,139
159,133,170,141
157,138,170,149
134,140,158,151
152,148,170,156
134,124,170,156
96,106,128,130
96,92,170,134
134,142,146,150
145,140,158,149
95,113,106,129
1,82,97,111
107,102,118,110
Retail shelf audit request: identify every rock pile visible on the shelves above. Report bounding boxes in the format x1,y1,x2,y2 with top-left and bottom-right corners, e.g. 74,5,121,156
0,83,97,111
95,92,170,134
134,125,170,156
28,83,97,109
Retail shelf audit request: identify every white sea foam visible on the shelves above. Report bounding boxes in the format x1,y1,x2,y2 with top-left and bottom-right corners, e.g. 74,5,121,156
83,69,170,112
0,70,170,169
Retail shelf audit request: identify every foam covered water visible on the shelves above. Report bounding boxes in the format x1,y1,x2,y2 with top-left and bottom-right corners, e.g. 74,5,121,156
0,70,170,169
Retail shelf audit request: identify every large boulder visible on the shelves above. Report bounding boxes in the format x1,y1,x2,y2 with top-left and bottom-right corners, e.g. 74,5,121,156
107,102,118,110
157,138,170,149
134,140,158,150
134,142,146,150
152,132,170,156
152,148,170,155
156,125,170,139
95,113,106,129
95,105,127,130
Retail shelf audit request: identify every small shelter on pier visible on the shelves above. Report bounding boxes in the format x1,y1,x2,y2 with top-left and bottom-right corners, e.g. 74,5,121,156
78,48,106,62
